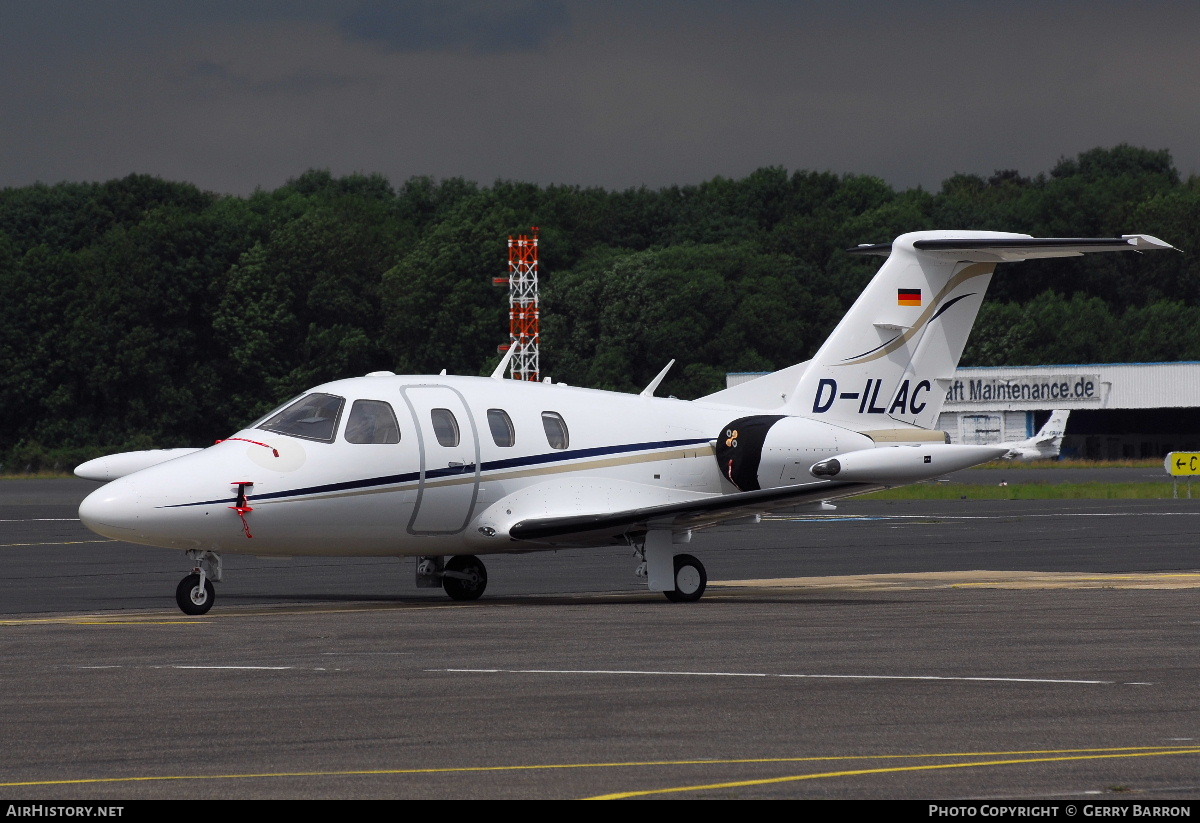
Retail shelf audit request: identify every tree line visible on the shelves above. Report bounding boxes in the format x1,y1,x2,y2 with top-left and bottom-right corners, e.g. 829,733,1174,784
1,144,1197,470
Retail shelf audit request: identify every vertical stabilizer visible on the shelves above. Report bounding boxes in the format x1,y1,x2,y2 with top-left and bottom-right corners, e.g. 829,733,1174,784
1000,409,1071,460
700,232,1173,426
1027,409,1070,447
789,231,1008,429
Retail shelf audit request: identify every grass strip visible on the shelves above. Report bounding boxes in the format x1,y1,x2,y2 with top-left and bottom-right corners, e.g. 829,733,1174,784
860,482,1187,500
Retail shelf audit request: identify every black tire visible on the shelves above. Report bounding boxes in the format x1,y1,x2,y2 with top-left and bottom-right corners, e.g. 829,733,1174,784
443,555,487,601
176,573,215,615
663,554,707,603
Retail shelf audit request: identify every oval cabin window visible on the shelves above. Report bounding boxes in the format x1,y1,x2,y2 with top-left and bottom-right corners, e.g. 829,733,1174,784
487,409,515,447
431,408,460,447
541,412,569,450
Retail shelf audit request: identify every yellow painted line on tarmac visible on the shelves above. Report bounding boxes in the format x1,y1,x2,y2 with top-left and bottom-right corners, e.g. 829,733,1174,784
711,570,1200,591
0,591,660,627
586,746,1200,799
3,746,1197,790
0,600,506,627
0,615,205,626
953,572,1200,590
0,540,111,548
67,621,206,625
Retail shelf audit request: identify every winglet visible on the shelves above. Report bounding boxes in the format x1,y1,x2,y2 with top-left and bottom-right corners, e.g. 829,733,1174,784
490,341,520,380
640,360,675,397
1122,234,1177,252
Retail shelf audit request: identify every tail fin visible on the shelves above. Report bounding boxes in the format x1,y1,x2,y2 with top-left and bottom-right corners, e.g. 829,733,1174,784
704,232,1173,431
1024,409,1070,447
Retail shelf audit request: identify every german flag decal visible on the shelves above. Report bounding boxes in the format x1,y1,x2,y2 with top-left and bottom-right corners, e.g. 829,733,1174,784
898,288,922,306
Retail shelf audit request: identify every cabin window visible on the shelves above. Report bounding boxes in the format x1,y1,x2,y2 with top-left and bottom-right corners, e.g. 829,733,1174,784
541,412,569,450
257,393,345,443
344,399,401,445
487,409,515,447
431,408,460,447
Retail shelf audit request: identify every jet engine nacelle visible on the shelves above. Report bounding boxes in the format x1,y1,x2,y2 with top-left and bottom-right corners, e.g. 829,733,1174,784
714,415,875,491
74,448,203,482
809,443,1009,484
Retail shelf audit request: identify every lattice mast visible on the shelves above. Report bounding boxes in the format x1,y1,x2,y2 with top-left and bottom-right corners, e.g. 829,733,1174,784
496,228,540,380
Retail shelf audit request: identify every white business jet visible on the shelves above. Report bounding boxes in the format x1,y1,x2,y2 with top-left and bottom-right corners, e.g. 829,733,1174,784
999,410,1071,461
75,231,1173,613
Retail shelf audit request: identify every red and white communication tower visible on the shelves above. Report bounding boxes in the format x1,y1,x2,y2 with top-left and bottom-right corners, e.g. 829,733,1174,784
494,227,540,381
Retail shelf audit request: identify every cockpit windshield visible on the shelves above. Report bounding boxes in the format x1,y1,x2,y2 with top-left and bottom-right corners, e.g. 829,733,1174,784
256,393,345,443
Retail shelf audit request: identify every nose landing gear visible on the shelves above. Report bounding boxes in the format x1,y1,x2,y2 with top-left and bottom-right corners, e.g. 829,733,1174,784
176,574,214,615
175,550,221,615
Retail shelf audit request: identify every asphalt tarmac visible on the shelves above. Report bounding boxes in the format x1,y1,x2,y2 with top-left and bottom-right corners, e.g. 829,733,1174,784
3,477,1200,801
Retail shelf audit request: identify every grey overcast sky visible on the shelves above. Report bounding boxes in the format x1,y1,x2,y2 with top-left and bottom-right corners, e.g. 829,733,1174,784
2,0,1197,195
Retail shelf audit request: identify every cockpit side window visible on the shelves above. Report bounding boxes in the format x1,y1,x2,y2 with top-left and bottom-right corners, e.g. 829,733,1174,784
431,408,460,447
344,399,401,444
487,409,515,447
245,395,303,431
541,411,569,450
257,393,345,443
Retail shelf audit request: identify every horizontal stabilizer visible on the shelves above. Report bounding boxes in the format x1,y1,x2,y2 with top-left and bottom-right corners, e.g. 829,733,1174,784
848,234,1175,261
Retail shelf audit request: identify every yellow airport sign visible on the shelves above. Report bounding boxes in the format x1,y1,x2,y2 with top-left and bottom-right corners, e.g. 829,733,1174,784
1165,452,1200,476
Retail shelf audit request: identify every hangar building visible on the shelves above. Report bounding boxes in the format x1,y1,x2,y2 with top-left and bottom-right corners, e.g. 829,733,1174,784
725,362,1200,459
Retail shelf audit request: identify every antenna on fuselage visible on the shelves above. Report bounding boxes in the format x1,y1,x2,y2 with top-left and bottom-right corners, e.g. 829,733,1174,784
490,338,522,380
640,360,675,397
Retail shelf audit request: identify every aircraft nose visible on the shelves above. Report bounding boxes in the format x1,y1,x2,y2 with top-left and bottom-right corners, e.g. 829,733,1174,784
76,445,261,551
78,479,143,540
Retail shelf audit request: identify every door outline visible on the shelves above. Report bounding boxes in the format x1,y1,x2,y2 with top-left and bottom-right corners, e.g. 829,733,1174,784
961,413,1002,445
400,385,481,535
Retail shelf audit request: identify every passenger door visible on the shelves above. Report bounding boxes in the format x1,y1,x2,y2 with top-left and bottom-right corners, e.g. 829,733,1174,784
400,385,480,534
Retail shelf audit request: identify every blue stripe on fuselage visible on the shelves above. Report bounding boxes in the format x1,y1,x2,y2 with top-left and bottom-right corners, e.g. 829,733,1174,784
160,438,712,509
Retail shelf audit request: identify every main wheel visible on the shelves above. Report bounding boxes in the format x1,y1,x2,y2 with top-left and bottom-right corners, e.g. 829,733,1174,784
443,555,487,601
664,554,707,603
176,573,215,615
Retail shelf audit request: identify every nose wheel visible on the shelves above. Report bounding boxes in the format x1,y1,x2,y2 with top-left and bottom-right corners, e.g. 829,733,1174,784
176,573,215,615
175,550,221,615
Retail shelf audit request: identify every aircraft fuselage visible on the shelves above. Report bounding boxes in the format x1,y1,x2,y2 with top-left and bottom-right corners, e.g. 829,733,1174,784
78,373,850,557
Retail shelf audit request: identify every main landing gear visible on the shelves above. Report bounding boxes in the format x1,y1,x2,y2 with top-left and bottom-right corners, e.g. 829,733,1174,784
416,554,489,601
664,554,707,603
176,550,221,615
634,532,708,603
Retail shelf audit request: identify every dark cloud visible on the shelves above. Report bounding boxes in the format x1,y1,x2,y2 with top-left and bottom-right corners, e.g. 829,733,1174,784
0,1,1197,196
189,59,356,97
339,0,570,53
